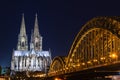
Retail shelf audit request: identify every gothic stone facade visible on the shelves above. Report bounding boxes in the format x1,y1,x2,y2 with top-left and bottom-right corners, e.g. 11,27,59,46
11,14,52,72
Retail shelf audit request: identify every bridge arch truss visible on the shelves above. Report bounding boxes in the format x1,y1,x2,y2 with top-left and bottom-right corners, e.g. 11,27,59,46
49,17,120,76
48,56,66,76
66,17,120,72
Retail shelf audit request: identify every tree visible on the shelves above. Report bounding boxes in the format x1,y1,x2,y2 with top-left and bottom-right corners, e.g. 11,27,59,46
6,67,11,76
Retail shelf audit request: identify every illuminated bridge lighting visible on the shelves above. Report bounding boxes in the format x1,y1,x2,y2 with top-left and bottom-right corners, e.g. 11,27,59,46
54,77,65,80
109,52,118,59
47,17,120,79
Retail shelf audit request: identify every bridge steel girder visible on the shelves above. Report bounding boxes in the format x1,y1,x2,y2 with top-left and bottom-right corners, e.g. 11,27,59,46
66,17,120,73
69,17,120,57
48,17,120,78
48,56,66,76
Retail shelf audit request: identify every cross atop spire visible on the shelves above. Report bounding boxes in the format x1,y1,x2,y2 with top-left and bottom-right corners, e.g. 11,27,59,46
34,13,40,37
20,13,26,36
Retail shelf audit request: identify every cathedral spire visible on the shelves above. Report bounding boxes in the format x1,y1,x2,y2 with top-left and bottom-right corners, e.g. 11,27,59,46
30,14,42,51
20,13,26,36
17,14,28,50
34,13,40,37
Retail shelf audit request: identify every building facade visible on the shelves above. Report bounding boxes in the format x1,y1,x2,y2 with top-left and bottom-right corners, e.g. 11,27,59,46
11,14,52,72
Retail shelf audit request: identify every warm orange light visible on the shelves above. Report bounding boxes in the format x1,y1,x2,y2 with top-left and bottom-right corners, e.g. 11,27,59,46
93,59,98,62
82,63,85,65
87,61,91,64
109,53,118,59
66,67,68,69
100,57,105,60
112,75,120,80
77,64,80,66
54,78,62,80
55,78,59,80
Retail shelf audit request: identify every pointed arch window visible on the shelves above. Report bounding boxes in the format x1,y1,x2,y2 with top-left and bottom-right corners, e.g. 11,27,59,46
22,42,24,47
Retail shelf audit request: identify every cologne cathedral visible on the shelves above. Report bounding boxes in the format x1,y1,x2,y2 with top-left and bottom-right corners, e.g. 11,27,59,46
11,14,52,72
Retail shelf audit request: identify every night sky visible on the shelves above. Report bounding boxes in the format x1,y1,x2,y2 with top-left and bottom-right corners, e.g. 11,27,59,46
0,0,120,67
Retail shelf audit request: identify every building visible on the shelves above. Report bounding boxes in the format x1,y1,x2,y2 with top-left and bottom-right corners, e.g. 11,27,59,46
11,14,52,72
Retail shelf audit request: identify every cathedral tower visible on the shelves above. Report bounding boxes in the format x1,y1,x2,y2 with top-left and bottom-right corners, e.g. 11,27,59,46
17,14,28,50
30,14,42,51
11,14,52,73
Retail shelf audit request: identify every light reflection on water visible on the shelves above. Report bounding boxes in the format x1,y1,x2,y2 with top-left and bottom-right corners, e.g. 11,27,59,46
9,75,120,80
112,75,120,80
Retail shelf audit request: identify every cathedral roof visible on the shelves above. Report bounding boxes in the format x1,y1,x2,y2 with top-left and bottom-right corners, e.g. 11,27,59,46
13,50,50,57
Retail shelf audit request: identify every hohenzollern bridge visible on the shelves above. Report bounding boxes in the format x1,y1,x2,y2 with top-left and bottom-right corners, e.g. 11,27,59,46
44,16,120,80
29,16,120,80
43,16,120,80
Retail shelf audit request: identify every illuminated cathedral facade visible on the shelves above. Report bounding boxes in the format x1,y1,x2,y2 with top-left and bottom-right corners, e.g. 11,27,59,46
11,14,52,72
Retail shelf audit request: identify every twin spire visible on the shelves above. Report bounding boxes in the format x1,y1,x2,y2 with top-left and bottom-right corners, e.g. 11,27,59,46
18,13,42,51
20,13,40,37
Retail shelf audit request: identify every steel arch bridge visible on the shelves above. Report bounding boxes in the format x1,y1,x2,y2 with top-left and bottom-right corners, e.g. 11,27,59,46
48,17,120,77
48,56,66,76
